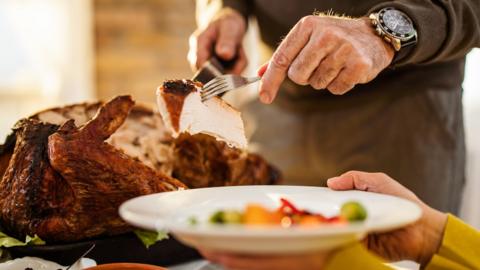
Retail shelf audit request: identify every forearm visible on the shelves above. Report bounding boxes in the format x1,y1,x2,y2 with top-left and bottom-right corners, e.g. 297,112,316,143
369,0,480,66
196,0,253,20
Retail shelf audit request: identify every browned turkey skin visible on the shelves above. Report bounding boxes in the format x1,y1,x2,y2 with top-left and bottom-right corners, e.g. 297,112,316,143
0,119,70,242
0,91,280,243
160,80,198,132
0,96,185,243
172,133,279,188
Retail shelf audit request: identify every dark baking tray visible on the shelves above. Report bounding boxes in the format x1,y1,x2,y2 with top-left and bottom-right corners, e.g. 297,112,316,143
7,233,201,266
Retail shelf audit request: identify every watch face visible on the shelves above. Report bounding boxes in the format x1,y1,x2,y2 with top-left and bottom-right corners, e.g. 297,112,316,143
381,9,414,37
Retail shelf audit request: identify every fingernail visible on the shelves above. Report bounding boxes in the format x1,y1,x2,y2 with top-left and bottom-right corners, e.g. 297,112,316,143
260,92,270,104
219,45,231,55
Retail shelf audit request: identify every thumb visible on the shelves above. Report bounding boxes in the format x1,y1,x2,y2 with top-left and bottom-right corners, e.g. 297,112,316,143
327,171,419,202
327,171,384,192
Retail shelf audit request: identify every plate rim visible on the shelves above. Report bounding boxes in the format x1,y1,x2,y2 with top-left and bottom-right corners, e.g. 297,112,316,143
119,185,422,237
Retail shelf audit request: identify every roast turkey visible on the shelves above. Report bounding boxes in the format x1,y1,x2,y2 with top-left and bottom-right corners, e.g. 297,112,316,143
0,91,279,243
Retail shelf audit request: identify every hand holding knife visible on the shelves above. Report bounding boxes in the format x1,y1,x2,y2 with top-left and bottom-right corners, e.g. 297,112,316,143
191,55,238,84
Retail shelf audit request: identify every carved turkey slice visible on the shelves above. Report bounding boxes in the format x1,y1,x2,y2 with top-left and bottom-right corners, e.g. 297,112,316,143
156,80,248,149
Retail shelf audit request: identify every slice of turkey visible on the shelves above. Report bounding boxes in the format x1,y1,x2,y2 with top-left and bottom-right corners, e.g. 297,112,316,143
156,83,247,149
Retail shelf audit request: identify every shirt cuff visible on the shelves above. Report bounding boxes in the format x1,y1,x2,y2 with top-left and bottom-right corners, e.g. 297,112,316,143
221,0,252,19
325,243,391,270
368,1,448,66
429,214,480,269
426,255,471,270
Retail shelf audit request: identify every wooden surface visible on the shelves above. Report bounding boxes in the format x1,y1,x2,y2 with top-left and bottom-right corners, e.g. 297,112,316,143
94,0,196,103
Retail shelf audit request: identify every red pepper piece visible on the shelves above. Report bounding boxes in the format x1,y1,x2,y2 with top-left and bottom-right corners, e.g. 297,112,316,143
279,198,305,215
314,214,327,222
325,216,347,223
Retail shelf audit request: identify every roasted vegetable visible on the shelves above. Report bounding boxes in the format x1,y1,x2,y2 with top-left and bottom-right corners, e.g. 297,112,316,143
201,198,366,227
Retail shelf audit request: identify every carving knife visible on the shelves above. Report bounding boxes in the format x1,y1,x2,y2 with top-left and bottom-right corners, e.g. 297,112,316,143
191,55,237,84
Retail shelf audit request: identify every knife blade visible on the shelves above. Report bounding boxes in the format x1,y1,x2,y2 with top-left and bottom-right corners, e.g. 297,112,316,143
191,55,238,84
65,243,95,270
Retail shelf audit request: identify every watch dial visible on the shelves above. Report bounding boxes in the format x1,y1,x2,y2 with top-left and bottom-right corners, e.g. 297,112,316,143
383,10,414,36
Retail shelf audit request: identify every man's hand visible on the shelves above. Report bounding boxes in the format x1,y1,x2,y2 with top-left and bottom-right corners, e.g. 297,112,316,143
258,15,395,104
188,8,248,74
327,171,448,266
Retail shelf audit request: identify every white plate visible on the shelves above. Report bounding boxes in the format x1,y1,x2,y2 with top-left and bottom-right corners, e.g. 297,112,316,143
119,186,421,254
0,257,96,270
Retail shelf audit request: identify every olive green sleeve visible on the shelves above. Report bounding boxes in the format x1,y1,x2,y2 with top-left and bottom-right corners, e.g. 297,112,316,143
195,0,252,27
218,0,254,18
369,1,480,66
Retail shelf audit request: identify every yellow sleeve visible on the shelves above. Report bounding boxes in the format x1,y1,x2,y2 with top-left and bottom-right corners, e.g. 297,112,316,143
325,215,480,270
425,214,480,270
325,242,392,270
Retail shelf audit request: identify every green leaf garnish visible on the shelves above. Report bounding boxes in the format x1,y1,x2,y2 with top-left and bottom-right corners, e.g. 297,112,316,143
133,229,169,248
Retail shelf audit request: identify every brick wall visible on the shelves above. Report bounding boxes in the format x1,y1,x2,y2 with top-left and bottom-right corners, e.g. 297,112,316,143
94,0,196,102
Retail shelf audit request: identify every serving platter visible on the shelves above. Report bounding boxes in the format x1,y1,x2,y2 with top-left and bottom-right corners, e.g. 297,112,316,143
120,185,421,254
7,234,200,266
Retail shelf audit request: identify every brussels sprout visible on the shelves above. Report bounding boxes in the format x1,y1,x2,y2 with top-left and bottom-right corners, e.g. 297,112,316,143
209,210,243,224
223,210,243,224
340,201,367,221
209,211,226,224
188,216,198,225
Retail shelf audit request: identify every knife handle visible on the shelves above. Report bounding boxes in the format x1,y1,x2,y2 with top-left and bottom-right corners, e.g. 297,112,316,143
191,53,239,83
210,54,239,72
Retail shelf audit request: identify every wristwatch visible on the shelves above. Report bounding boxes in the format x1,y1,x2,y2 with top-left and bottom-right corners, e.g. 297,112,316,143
369,7,417,51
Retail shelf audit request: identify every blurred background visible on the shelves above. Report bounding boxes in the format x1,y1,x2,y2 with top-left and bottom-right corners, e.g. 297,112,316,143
0,0,479,227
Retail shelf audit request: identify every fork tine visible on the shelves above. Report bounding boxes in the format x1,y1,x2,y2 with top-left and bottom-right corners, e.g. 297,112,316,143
202,91,217,101
201,85,229,100
203,77,225,89
201,75,260,102
202,80,218,90
201,83,230,100
202,89,228,102
202,81,228,95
